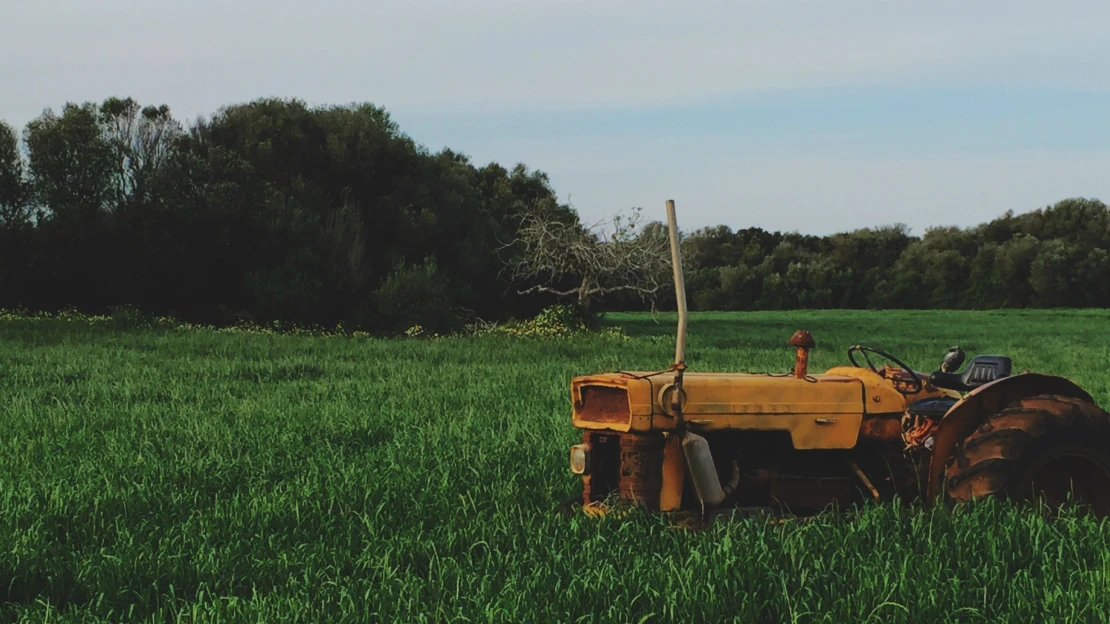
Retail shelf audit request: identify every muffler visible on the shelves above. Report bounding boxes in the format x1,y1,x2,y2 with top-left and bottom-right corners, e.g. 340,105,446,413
682,432,726,505
681,432,740,507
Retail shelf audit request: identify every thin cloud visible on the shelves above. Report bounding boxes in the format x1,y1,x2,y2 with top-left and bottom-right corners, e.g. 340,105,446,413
0,0,1107,235
3,0,1108,123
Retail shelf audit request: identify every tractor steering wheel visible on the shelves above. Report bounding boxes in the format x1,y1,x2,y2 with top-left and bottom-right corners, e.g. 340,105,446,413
847,345,924,395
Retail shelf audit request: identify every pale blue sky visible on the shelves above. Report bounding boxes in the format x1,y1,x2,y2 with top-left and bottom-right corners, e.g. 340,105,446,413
2,0,1107,235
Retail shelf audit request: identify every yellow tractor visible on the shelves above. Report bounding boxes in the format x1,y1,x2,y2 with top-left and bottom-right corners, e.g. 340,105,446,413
567,201,1110,518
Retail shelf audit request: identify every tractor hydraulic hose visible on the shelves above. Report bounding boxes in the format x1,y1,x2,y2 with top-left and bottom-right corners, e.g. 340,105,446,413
849,459,881,502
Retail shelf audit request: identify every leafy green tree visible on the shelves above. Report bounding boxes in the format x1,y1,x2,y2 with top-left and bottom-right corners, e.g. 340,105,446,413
370,259,459,334
1017,198,1109,249
0,121,32,306
160,98,575,328
1078,247,1110,307
826,225,913,308
0,121,28,225
25,103,114,221
1030,239,1083,307
23,103,118,309
991,234,1041,307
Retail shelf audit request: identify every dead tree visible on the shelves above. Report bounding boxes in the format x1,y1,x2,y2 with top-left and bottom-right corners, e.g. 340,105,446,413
504,207,678,310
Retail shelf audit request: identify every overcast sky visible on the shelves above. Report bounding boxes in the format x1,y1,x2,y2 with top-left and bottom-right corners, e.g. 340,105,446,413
2,0,1108,235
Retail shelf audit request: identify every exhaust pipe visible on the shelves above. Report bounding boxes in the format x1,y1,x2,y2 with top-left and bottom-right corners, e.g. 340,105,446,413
665,199,687,368
663,199,688,430
666,200,733,508
682,432,739,506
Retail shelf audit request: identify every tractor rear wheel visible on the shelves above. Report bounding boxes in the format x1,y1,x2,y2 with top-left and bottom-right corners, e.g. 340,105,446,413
944,394,1110,517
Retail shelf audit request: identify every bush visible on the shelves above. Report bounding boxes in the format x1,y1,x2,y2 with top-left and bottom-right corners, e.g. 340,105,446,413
481,304,623,339
108,304,157,330
520,304,585,336
370,259,460,335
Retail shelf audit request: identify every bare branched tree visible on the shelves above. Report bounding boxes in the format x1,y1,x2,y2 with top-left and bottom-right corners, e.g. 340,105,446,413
504,206,680,310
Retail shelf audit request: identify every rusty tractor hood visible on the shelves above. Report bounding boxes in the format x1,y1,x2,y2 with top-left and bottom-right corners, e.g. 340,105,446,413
570,368,911,450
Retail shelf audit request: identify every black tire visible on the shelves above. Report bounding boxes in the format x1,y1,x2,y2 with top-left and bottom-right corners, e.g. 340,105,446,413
944,394,1110,517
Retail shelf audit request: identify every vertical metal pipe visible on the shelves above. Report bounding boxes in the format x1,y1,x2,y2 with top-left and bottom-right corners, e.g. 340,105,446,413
665,199,687,367
790,330,815,379
793,347,810,379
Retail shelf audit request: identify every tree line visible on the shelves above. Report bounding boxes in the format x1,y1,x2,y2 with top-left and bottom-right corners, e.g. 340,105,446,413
0,97,580,333
677,197,1110,312
1,96,1107,335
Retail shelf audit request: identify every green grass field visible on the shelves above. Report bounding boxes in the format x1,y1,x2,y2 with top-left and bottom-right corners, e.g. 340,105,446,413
3,310,1110,622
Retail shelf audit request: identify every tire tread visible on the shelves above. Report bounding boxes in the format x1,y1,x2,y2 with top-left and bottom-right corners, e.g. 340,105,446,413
944,394,1110,503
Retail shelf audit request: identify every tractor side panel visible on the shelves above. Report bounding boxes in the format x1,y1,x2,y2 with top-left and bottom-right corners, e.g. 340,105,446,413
925,373,1095,501
572,372,868,449
659,434,685,511
651,374,867,449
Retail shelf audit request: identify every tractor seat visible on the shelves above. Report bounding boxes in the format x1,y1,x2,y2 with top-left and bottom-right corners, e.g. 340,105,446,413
906,395,959,420
928,355,1013,392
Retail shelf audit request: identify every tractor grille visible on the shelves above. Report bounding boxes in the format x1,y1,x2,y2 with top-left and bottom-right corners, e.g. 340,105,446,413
576,385,631,425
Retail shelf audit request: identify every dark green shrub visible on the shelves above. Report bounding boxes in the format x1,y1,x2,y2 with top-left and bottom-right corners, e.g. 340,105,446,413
370,259,460,335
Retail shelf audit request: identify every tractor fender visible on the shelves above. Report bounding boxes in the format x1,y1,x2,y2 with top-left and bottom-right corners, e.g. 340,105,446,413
925,372,1095,501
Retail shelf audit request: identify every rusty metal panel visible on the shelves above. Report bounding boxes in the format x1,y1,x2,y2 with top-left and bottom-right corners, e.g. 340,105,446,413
859,413,904,445
571,376,655,432
618,432,665,510
576,386,630,424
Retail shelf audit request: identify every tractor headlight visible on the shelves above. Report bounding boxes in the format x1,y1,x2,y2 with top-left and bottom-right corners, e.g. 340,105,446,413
570,444,590,475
